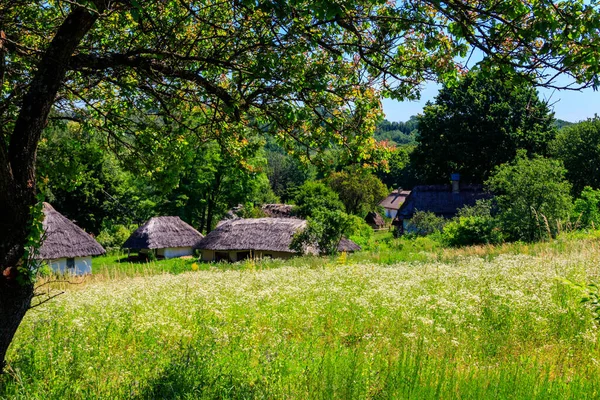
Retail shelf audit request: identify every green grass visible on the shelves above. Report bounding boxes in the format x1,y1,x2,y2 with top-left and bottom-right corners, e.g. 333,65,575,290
3,236,600,398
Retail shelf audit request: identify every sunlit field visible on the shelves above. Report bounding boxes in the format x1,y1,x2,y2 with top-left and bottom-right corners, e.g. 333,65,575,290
3,236,600,399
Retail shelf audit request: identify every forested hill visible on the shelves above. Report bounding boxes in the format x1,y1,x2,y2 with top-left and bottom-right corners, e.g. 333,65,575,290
375,116,573,146
374,117,419,145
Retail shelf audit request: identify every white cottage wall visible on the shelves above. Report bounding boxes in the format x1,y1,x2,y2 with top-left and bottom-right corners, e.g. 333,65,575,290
157,247,194,259
48,256,92,275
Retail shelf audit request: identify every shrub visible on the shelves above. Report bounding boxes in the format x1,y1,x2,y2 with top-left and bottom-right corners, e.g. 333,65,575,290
486,151,572,242
403,210,446,237
292,181,345,219
291,209,353,255
346,215,373,247
97,224,134,250
572,187,600,229
442,216,504,247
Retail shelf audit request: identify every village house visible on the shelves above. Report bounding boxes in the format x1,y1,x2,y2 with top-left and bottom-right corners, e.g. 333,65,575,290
122,216,204,259
379,189,411,218
196,218,360,262
365,211,386,229
393,174,490,235
37,203,106,275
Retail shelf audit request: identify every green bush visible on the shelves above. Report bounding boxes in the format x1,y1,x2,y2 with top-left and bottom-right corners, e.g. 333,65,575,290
573,187,600,229
97,224,134,250
442,216,504,247
486,151,572,242
346,215,373,247
403,210,446,237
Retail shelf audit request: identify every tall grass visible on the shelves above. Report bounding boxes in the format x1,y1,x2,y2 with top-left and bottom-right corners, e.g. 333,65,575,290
2,237,600,398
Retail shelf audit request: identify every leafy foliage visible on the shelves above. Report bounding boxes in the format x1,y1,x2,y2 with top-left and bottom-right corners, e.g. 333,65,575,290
486,152,572,242
326,169,388,215
572,187,600,230
442,200,504,247
266,146,315,202
376,146,419,190
550,118,600,195
402,211,447,237
292,181,345,219
374,117,419,145
412,71,556,183
291,209,353,255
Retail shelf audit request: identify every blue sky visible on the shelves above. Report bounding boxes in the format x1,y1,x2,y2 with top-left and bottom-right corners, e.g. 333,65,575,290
382,79,600,124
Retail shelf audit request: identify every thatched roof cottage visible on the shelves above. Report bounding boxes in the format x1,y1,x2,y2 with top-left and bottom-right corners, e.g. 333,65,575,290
365,211,386,229
38,203,106,275
122,216,204,259
196,218,360,262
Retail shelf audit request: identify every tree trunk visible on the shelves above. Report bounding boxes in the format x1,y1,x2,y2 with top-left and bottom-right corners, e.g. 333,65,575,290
0,4,101,372
0,283,33,374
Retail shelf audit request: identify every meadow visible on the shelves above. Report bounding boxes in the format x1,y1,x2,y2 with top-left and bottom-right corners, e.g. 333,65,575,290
2,234,600,398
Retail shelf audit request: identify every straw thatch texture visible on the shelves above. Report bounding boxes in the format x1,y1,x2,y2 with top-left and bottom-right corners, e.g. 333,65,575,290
37,203,106,260
261,204,295,218
122,216,204,250
365,211,385,229
196,218,360,253
197,218,306,253
338,237,362,252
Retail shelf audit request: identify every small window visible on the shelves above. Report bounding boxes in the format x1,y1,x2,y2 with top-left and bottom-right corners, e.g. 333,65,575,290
236,251,251,261
66,258,75,269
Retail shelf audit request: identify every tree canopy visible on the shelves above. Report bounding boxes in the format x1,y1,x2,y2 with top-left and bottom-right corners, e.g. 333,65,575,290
551,118,600,195
412,70,556,183
486,152,572,242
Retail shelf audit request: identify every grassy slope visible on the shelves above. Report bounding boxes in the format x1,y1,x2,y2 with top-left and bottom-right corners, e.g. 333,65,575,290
3,234,600,398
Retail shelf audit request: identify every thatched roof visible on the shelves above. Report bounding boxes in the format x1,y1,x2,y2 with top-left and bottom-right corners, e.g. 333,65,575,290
261,204,295,218
122,216,204,250
338,237,362,252
217,204,296,227
196,218,360,254
365,211,385,228
37,203,106,260
395,184,491,220
379,189,411,210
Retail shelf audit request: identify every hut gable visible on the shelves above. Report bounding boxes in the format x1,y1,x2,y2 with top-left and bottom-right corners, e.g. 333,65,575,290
337,237,362,252
396,184,490,220
379,189,411,211
365,211,385,229
37,203,106,260
122,216,204,250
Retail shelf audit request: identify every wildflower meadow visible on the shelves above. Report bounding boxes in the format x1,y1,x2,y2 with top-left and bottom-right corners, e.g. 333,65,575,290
2,238,600,398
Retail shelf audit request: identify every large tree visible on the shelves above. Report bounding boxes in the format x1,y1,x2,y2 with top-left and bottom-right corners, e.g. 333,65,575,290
1,0,600,371
551,118,600,195
412,70,556,183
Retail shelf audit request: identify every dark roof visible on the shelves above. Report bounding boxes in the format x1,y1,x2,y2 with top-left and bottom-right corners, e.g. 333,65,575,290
261,204,295,218
396,185,490,220
37,203,106,260
365,211,385,228
379,190,411,210
196,218,360,254
122,216,204,250
338,237,362,252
